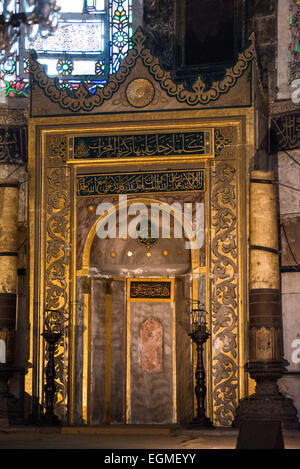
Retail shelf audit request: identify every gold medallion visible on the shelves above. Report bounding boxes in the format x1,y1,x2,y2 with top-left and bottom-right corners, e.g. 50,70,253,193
125,78,155,108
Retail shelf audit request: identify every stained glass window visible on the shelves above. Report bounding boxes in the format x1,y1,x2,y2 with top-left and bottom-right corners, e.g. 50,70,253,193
0,0,133,97
110,0,133,75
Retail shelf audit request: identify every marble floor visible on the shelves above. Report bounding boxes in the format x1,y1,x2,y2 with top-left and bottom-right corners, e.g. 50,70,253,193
0,425,299,450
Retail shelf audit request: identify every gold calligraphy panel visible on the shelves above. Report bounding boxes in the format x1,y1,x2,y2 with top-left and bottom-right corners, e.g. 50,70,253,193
77,169,205,197
69,131,212,160
129,280,174,302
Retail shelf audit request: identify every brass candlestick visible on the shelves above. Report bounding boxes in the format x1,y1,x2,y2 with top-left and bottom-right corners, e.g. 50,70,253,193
40,309,62,425
187,300,214,428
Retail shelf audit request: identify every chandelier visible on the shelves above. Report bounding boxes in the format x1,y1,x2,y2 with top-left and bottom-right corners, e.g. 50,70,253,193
0,0,60,61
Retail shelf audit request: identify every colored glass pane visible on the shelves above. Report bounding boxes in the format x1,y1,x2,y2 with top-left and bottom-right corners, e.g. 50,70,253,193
85,0,105,11
59,0,84,13
95,60,105,76
29,22,105,53
109,0,132,75
56,58,74,75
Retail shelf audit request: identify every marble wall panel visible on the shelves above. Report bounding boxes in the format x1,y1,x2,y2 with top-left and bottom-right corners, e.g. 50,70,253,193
110,280,126,423
175,277,193,423
130,301,173,424
90,278,106,424
74,277,85,424
140,317,163,372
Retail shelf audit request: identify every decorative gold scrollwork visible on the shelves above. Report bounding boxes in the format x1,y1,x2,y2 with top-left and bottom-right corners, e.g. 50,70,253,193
44,166,71,418
210,161,239,426
47,135,67,162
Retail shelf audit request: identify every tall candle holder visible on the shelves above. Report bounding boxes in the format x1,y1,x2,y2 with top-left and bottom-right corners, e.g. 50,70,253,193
39,309,62,425
187,299,214,428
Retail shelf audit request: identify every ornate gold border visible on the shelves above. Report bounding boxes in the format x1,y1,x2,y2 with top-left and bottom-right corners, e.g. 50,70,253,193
47,122,219,167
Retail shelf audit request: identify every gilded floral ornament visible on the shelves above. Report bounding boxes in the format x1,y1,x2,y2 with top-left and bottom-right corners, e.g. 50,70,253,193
29,29,255,113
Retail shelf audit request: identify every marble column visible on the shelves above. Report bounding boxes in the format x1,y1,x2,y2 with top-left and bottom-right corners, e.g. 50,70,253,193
0,180,20,425
249,170,282,368
234,171,298,429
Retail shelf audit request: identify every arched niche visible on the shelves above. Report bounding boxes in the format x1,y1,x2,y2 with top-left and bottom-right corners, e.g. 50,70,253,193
87,198,194,277
77,197,196,425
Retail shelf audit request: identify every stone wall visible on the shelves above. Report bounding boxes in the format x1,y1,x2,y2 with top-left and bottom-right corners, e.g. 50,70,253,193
143,0,176,69
279,272,300,419
277,149,300,419
249,0,278,97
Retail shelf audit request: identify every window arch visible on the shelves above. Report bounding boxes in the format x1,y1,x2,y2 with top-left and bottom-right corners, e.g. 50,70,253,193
0,0,133,97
